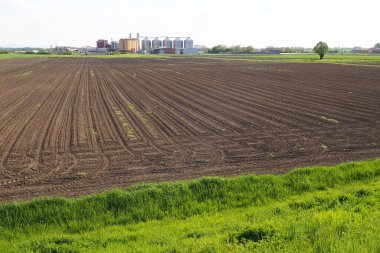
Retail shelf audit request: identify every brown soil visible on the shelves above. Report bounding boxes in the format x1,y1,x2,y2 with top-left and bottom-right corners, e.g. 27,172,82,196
0,58,379,202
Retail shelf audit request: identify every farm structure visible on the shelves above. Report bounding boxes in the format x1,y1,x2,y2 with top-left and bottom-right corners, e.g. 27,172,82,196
119,38,140,53
140,36,197,54
0,58,379,201
96,40,108,49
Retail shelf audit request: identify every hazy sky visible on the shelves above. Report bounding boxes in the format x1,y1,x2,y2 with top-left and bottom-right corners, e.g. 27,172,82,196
0,0,379,48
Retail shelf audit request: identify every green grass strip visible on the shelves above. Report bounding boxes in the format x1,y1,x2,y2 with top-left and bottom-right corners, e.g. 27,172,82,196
0,159,380,252
15,180,379,252
0,159,379,232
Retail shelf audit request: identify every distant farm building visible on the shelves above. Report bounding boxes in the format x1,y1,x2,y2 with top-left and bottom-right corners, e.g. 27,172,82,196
86,48,108,55
111,41,119,50
53,46,70,53
179,48,200,55
369,48,380,54
151,48,176,54
96,39,108,49
351,48,370,54
139,36,197,54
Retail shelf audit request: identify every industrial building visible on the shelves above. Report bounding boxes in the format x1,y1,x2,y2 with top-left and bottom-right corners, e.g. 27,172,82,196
173,38,184,49
97,39,108,49
152,48,176,54
152,38,162,49
87,48,108,55
163,37,173,48
138,36,197,54
141,38,151,53
179,48,199,55
111,41,119,50
119,37,139,53
184,38,194,49
53,46,70,53
96,34,198,55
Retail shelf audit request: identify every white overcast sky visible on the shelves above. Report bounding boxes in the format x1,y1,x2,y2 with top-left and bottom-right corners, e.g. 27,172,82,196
0,0,379,48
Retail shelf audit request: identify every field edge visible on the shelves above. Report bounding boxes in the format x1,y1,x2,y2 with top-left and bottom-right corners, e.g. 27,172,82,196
1,157,379,252
1,157,379,224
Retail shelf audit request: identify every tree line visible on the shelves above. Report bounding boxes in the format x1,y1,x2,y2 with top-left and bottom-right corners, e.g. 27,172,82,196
208,45,256,54
207,43,380,56
208,45,315,54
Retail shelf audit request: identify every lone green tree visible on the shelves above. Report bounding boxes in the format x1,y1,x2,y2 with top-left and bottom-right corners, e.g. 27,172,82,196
313,41,329,60
375,43,380,48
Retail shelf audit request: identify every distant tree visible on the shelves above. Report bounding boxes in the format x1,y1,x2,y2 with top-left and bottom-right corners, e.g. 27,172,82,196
56,52,73,55
241,46,256,53
328,47,340,54
209,45,230,54
231,45,242,54
209,45,257,54
313,41,329,60
37,50,51,55
375,43,380,48
245,46,254,52
199,46,209,54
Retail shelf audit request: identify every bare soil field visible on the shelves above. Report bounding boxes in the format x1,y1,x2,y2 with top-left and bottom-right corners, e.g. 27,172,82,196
0,58,379,202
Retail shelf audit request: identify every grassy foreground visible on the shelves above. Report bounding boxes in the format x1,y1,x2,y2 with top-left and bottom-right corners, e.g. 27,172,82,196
0,159,379,252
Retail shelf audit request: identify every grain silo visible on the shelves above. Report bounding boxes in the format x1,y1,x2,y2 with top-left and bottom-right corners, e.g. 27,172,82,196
152,38,162,49
111,41,119,50
184,38,194,48
173,38,184,49
118,39,126,51
119,38,139,53
142,38,152,53
163,37,173,48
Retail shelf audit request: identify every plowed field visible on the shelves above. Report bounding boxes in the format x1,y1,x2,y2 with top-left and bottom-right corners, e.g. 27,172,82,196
0,58,379,202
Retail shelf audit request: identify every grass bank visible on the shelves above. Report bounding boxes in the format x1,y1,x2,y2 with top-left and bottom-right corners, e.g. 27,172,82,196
1,159,379,252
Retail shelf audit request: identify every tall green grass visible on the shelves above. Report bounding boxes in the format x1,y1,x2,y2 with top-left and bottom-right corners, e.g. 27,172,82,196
0,159,379,252
1,159,379,230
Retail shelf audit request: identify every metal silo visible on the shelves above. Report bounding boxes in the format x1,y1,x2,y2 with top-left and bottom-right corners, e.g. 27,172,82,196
152,38,162,49
184,37,194,48
111,41,119,50
163,37,173,48
173,38,184,49
142,38,152,52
